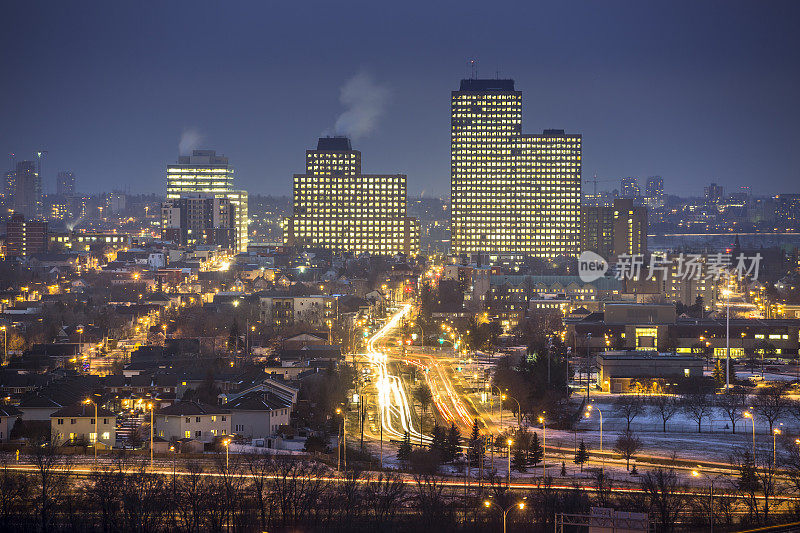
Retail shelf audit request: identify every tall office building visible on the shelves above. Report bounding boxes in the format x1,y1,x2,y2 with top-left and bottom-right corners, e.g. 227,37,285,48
11,161,43,219
57,171,76,196
2,171,15,206
284,137,420,256
161,193,236,249
620,177,640,198
704,182,724,204
166,150,248,252
450,78,581,258
581,198,647,260
644,176,664,209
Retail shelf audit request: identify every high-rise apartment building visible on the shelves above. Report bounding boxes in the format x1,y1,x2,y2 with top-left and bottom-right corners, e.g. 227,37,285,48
284,137,419,255
6,213,48,256
620,177,640,198
57,171,76,196
581,198,647,260
166,150,248,252
704,182,724,204
450,79,581,258
161,193,236,249
644,176,664,209
11,161,43,219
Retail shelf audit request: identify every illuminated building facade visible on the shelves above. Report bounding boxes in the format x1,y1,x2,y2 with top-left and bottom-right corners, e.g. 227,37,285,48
450,78,581,258
161,193,236,249
11,161,43,219
285,137,420,256
581,199,647,260
57,171,76,197
166,150,248,252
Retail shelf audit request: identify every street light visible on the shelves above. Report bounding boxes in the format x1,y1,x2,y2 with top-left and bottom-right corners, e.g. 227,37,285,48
0,326,6,366
539,414,546,479
773,428,782,466
484,498,525,533
83,398,97,466
223,437,231,472
336,407,346,472
504,391,522,427
692,468,726,533
147,402,154,469
585,403,604,471
722,288,732,388
491,385,503,430
506,438,513,487
743,411,755,457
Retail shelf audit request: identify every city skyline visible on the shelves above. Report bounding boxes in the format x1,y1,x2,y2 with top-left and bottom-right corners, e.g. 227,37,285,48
2,1,799,198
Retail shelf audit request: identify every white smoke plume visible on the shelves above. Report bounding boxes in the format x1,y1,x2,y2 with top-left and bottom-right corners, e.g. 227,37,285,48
333,72,390,140
178,129,203,155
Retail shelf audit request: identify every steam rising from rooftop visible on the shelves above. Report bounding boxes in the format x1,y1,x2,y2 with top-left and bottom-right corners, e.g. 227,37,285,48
178,129,203,155
332,71,390,141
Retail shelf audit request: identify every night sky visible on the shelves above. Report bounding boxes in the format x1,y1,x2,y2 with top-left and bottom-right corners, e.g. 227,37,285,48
2,1,798,198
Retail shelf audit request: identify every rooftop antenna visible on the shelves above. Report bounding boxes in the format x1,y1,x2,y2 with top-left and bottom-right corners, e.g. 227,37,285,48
8,153,15,171
468,58,478,79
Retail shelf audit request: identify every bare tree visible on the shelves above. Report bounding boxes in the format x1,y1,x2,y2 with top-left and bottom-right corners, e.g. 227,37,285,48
30,443,72,533
651,394,680,433
640,468,687,533
614,394,645,432
730,447,783,525
613,430,643,471
0,459,30,530
682,392,713,433
716,387,749,434
752,384,790,433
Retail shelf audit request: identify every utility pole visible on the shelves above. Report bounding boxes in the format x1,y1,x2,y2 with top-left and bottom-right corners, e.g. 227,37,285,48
586,333,592,402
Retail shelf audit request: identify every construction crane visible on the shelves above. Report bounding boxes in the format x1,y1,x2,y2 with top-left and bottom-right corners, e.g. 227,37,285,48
586,173,616,196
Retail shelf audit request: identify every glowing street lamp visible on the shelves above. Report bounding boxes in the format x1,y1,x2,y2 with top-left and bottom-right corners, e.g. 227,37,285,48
692,468,725,533
743,411,755,457
539,414,546,479
83,398,98,465
773,428,782,465
585,403,604,471
484,498,526,533
506,438,513,487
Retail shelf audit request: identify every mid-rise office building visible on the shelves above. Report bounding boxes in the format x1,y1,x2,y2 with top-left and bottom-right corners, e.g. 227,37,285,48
284,137,420,256
166,150,248,252
5,213,47,256
57,171,76,197
161,193,236,249
581,198,648,260
776,194,800,228
450,78,581,258
11,161,43,219
704,182,724,204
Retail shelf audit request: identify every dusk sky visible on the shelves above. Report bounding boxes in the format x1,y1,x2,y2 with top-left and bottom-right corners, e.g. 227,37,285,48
2,1,798,198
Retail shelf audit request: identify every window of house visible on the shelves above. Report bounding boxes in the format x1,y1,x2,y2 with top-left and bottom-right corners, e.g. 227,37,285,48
222,416,226,421
184,430,191,439
103,419,108,425
185,417,191,423
196,417,201,423
57,419,64,425
211,415,216,422
70,419,76,424
195,430,201,437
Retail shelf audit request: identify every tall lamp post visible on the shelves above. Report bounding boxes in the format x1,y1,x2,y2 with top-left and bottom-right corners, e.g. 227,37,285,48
336,407,346,472
692,468,726,533
722,288,732,388
484,498,525,533
147,402,154,469
504,392,522,427
538,414,546,479
585,404,604,471
773,428,782,466
223,437,231,472
585,333,592,402
491,385,503,431
743,411,755,457
1,326,6,366
506,438,513,487
83,398,98,466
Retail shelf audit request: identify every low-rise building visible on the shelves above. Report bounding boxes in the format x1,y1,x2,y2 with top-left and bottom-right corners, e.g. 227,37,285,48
223,391,292,438
596,351,704,393
50,403,116,448
154,401,231,442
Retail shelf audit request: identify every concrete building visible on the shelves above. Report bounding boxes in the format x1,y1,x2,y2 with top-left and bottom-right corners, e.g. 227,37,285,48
644,176,664,209
161,193,236,250
258,293,337,328
450,78,581,258
581,198,648,261
51,402,116,448
284,137,420,256
596,351,704,393
154,400,231,442
11,160,43,219
5,214,48,257
620,177,640,199
166,150,248,253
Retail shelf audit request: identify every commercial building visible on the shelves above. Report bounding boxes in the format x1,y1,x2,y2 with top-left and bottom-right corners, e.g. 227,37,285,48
704,182,724,204
11,160,43,219
166,150,248,253
258,293,337,328
450,78,581,258
284,137,420,256
57,171,76,196
581,198,647,261
776,194,800,228
595,351,704,393
161,193,236,250
6,214,48,256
